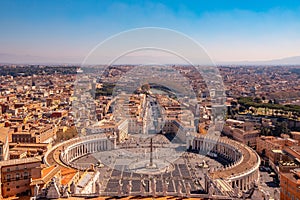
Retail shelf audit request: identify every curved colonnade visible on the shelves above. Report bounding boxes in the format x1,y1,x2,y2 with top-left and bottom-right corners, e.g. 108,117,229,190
44,133,260,196
60,135,116,170
44,134,116,168
191,135,260,195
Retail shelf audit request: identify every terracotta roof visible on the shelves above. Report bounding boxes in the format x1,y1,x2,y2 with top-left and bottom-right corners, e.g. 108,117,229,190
0,127,9,142
61,167,78,185
31,165,60,186
41,165,56,178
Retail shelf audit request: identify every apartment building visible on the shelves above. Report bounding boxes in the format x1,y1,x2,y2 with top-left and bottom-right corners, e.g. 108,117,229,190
0,157,42,197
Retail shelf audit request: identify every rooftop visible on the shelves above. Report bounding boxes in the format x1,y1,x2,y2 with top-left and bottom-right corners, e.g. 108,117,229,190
0,127,10,142
0,156,41,167
61,167,78,185
211,138,259,179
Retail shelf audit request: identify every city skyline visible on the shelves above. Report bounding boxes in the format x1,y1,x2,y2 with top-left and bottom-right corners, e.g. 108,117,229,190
2,1,300,199
1,0,300,64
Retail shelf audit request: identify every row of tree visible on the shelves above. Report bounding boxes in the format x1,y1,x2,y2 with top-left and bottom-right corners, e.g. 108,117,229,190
237,97,300,113
260,121,290,137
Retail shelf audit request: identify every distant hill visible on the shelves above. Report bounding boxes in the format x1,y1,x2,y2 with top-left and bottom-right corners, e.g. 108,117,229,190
2,52,300,66
0,53,81,65
218,56,300,66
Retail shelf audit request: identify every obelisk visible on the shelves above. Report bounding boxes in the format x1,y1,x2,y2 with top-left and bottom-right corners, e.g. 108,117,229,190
150,138,153,167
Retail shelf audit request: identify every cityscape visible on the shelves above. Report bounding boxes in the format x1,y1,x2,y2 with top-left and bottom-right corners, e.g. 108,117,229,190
1,1,300,200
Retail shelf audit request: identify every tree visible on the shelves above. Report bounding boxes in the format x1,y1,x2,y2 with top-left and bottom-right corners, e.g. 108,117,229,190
141,83,150,94
262,149,266,157
141,83,150,91
268,99,273,104
55,126,78,142
273,121,290,137
239,105,246,113
260,127,271,136
231,101,238,108
254,97,262,103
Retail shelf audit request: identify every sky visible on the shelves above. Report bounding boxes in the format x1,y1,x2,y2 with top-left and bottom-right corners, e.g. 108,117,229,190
1,0,300,64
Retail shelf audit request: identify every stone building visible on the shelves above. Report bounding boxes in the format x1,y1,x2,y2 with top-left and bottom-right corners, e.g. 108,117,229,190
223,119,259,148
256,136,298,167
280,167,300,200
0,157,42,198
11,124,57,144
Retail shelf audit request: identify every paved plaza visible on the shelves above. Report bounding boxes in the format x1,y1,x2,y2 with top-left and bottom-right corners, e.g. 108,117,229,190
73,134,231,196
259,168,280,199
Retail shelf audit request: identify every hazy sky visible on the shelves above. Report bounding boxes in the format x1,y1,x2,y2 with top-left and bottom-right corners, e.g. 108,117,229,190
1,0,300,64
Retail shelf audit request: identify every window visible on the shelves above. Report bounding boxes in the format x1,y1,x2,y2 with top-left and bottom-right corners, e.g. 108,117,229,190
7,168,10,172
6,174,11,182
24,172,28,179
16,186,19,189
16,173,20,180
7,188,10,191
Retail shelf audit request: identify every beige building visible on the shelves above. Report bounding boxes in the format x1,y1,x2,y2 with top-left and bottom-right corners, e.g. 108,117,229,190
257,136,298,157
128,118,144,134
256,136,298,167
12,124,57,144
291,131,300,141
0,127,10,161
116,119,129,142
0,157,42,198
223,119,259,148
86,119,128,143
9,142,50,159
257,136,284,159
